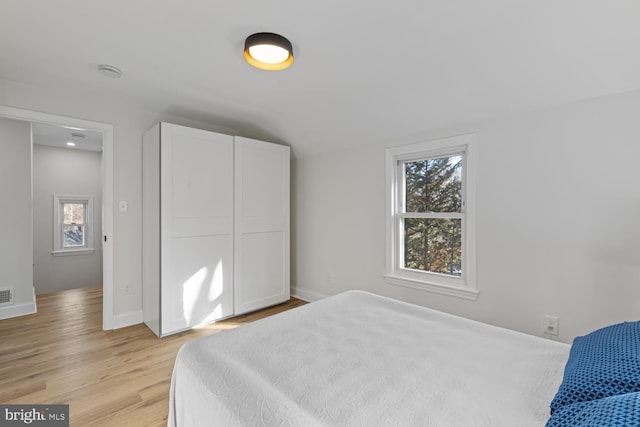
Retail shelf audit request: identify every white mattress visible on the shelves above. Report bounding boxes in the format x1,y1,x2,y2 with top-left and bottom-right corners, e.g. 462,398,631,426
169,291,570,427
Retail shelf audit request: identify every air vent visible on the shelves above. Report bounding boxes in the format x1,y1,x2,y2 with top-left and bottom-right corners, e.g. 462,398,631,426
0,288,13,305
71,133,86,138
97,64,123,79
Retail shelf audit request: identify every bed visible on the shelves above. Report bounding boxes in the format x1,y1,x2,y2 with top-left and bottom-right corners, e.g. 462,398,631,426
169,290,572,426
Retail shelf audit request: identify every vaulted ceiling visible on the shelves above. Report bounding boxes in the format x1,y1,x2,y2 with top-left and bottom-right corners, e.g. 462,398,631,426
2,1,639,156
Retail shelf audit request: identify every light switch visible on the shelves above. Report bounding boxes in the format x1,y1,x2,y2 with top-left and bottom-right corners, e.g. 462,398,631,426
118,201,128,213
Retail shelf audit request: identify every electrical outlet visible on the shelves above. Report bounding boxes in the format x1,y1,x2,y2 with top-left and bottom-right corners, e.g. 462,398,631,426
124,283,132,295
544,314,559,336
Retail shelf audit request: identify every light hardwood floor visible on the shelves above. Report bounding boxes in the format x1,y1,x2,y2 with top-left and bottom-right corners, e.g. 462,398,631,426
0,287,307,426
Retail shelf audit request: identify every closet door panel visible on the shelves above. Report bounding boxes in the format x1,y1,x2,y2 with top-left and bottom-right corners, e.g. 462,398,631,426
160,123,234,335
168,234,233,330
241,147,284,217
234,137,290,315
239,231,286,304
171,135,232,219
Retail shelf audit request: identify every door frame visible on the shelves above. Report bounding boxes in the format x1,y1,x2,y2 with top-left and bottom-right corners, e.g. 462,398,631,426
0,105,115,330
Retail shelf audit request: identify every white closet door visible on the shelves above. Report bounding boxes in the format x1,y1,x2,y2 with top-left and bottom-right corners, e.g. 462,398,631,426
160,123,234,335
234,137,290,315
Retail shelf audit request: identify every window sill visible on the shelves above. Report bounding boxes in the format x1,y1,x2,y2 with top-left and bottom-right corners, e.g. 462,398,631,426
383,274,479,301
52,248,95,257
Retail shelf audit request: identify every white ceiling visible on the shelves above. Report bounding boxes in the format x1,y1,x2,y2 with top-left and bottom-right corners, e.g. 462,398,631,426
2,1,639,157
32,123,103,152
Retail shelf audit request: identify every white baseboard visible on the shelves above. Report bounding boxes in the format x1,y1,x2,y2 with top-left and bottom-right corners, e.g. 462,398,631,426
0,301,37,320
291,286,328,302
108,291,326,329
111,310,143,329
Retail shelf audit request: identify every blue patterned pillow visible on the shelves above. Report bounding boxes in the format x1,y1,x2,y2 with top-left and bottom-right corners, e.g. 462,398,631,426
550,321,640,413
546,392,640,427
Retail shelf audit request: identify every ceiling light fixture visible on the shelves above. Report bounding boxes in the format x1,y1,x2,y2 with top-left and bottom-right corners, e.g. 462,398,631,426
98,64,123,78
66,142,76,147
244,32,294,71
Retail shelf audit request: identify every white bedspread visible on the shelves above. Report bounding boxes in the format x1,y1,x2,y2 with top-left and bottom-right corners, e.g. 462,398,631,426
169,291,569,427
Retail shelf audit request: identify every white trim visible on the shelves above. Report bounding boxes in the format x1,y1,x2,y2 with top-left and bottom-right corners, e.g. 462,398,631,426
290,286,327,302
102,125,114,330
383,275,479,301
0,105,115,330
111,310,144,329
52,249,95,256
0,301,37,320
384,133,477,299
400,212,464,220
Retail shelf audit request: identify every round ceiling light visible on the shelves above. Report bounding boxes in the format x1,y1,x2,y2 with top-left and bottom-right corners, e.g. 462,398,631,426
98,64,123,78
244,32,294,71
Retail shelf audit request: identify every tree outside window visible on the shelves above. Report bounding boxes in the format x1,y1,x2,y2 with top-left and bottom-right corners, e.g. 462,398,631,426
403,155,462,276
63,203,86,248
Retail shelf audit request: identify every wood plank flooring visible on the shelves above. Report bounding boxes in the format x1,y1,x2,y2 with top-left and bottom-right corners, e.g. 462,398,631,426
0,287,307,426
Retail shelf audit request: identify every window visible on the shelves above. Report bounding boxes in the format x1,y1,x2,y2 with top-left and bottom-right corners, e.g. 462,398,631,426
384,134,477,300
52,195,95,256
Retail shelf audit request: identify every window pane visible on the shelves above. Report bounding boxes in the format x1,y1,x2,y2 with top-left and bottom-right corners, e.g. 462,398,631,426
405,155,462,213
404,218,462,276
63,203,85,224
63,225,85,247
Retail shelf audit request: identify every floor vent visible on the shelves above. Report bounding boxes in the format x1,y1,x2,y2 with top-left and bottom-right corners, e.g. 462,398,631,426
0,288,13,305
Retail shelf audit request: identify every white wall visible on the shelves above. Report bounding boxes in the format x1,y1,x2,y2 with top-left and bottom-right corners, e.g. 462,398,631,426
293,89,640,343
4,75,639,339
0,117,35,319
0,78,237,324
33,144,103,295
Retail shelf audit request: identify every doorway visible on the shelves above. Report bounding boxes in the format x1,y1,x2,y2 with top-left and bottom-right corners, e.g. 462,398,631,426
32,123,103,295
0,105,114,329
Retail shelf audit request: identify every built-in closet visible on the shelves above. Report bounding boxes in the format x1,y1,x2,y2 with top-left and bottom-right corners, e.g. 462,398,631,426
142,123,290,337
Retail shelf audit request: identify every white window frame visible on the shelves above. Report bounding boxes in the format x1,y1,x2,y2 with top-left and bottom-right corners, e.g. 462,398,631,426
384,134,478,300
52,195,95,256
